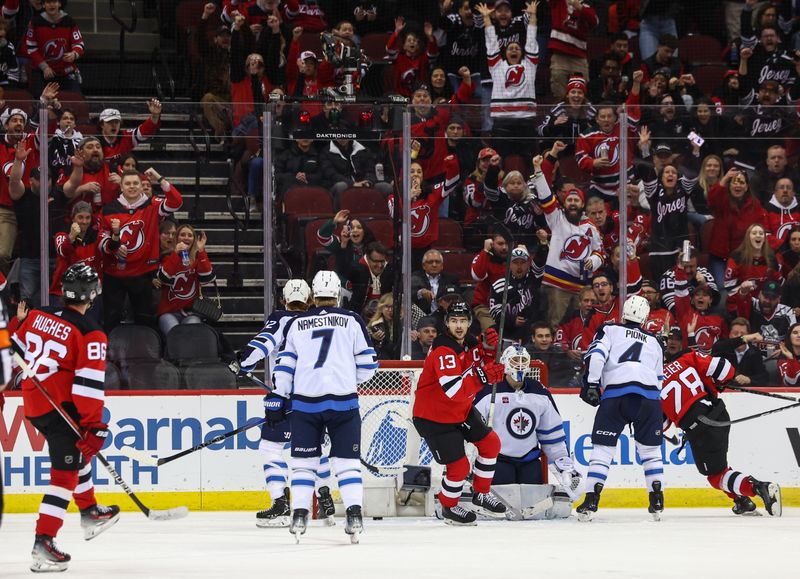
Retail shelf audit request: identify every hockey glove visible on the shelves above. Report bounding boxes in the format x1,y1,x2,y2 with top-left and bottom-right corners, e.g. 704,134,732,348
76,423,109,461
580,382,601,407
263,395,289,427
554,456,583,501
482,361,506,384
480,328,500,361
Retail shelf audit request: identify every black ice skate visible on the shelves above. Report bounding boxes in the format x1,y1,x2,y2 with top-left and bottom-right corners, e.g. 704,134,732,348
344,505,364,544
289,509,309,543
750,478,782,517
732,496,759,516
256,487,290,528
576,482,604,522
648,481,664,522
471,492,507,518
80,503,121,540
441,504,478,526
316,486,336,527
30,535,70,573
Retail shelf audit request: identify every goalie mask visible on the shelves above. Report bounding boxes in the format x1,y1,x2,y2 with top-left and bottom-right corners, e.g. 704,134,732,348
500,344,531,383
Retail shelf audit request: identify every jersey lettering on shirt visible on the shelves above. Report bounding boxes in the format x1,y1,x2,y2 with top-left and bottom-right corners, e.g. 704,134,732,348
660,351,734,426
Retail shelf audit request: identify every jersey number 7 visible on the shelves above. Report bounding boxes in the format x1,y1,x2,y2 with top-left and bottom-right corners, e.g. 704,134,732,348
311,329,334,369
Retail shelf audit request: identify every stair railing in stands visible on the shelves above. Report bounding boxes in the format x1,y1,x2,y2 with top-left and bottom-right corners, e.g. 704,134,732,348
151,47,176,102
225,148,250,289
187,111,211,222
109,0,138,91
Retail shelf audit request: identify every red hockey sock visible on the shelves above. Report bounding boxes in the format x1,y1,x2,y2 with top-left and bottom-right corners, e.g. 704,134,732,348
471,431,501,494
72,463,97,510
36,469,78,537
438,456,470,508
708,468,755,498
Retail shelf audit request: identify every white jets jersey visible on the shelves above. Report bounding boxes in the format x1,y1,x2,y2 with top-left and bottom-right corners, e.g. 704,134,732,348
584,322,664,401
475,380,569,462
239,310,299,376
273,306,378,412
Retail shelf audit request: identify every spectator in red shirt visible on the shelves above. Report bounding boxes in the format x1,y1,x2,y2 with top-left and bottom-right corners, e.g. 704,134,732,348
385,16,438,96
470,232,509,331
61,136,122,220
286,26,334,111
25,0,83,97
157,224,216,338
98,99,162,165
724,223,784,313
556,285,595,359
778,322,800,385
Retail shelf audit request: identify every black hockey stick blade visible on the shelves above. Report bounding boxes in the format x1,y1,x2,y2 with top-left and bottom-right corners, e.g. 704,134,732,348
360,457,403,475
698,401,800,427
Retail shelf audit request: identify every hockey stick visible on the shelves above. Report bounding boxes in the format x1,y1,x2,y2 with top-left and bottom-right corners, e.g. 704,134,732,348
226,361,274,391
121,418,267,467
12,352,189,521
698,401,800,427
721,384,799,403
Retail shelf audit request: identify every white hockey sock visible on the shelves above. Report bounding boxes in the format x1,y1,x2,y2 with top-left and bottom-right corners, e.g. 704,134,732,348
331,457,362,509
636,443,664,492
586,444,616,489
259,439,289,498
314,455,332,493
290,457,319,511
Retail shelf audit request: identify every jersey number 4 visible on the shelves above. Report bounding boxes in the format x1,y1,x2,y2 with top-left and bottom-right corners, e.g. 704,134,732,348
311,329,334,369
618,341,643,363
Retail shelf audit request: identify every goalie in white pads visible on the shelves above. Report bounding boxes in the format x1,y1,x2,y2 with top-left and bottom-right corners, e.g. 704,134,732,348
272,271,378,543
579,295,665,521
474,345,581,518
235,279,335,527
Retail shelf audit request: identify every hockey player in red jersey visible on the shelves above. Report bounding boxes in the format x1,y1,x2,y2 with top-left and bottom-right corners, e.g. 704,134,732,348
412,301,507,525
661,346,781,516
12,264,119,572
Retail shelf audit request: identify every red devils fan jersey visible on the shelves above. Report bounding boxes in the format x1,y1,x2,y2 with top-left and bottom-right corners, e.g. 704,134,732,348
157,250,216,315
414,333,486,424
51,229,103,295
674,269,728,352
0,133,38,208
98,185,182,277
557,311,589,351
57,162,120,220
13,307,107,428
385,31,438,96
101,117,160,164
470,249,507,307
642,307,674,336
26,12,84,76
778,358,800,385
660,351,734,426
485,22,538,118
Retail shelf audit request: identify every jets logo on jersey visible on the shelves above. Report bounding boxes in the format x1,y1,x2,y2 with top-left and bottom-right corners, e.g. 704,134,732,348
506,407,536,439
594,138,619,165
560,233,592,262
169,271,197,301
410,205,431,237
505,65,525,88
43,39,68,60
119,220,146,252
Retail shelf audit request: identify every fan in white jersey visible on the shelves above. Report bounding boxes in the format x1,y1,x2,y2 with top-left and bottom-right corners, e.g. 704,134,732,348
234,279,335,527
578,295,666,522
272,271,378,543
474,345,582,517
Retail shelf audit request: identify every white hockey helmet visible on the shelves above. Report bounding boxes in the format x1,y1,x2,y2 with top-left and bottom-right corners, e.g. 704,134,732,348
282,278,311,305
500,344,531,383
312,270,341,301
622,294,651,325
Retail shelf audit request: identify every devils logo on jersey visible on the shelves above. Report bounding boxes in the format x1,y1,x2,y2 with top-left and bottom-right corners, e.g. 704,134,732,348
401,67,419,92
560,233,592,262
410,204,431,237
776,221,799,242
505,65,525,88
119,220,146,252
594,138,619,165
693,325,720,352
506,407,536,439
169,271,198,302
43,39,68,61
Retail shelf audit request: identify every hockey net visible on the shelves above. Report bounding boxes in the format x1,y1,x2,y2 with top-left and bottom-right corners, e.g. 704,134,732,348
358,360,549,484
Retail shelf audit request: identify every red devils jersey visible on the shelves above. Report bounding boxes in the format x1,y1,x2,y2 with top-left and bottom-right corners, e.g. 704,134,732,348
58,162,120,220
26,12,84,76
0,133,38,208
778,358,800,385
470,249,508,307
660,351,734,426
50,229,103,295
385,31,438,96
674,268,728,352
557,310,589,351
13,307,106,428
98,185,182,277
101,117,160,164
413,334,486,423
642,307,674,336
156,250,216,315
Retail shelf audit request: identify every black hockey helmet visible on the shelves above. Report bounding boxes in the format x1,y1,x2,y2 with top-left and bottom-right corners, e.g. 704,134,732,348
62,263,101,305
445,300,472,323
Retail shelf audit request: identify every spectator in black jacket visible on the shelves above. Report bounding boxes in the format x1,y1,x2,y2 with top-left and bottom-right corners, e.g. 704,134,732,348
410,249,459,315
411,316,438,360
711,317,769,386
348,241,394,315
198,3,232,139
274,136,322,199
524,321,574,387
488,245,545,344
319,129,392,198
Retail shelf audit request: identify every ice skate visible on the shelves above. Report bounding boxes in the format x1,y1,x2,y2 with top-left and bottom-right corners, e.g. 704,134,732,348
750,478,782,517
344,505,363,544
289,509,309,543
441,504,478,526
316,486,336,527
576,482,604,522
256,488,290,528
471,492,507,518
732,496,759,516
648,481,664,522
30,535,70,573
80,503,121,540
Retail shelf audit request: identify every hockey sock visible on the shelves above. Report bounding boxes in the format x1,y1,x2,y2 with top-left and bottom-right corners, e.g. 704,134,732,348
707,468,755,499
439,456,470,508
259,439,289,499
585,444,615,489
315,455,332,493
72,462,96,510
36,469,78,537
472,431,501,494
331,457,362,508
636,443,664,492
290,456,319,511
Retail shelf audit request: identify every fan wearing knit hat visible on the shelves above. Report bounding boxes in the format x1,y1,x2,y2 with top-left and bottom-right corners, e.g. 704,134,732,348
537,74,596,157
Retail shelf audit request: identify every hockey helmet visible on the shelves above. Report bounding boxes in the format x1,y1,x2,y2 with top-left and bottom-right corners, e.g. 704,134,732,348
500,344,531,383
282,278,311,305
445,300,472,323
312,270,341,301
62,263,101,304
622,294,650,325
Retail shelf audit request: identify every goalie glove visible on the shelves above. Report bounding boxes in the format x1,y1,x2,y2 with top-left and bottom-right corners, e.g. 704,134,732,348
553,456,583,501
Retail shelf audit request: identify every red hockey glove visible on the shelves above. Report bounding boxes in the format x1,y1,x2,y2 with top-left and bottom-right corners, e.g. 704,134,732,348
76,423,109,461
483,361,506,384
482,328,499,350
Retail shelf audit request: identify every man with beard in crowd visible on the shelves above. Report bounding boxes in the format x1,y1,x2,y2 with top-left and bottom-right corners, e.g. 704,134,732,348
61,136,121,219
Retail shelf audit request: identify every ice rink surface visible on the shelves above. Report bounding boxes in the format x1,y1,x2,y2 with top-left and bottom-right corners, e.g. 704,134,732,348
2,509,797,578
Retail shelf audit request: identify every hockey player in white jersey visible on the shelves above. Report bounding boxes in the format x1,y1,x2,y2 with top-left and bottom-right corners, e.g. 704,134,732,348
235,279,335,527
272,271,378,543
578,295,665,522
474,345,582,516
